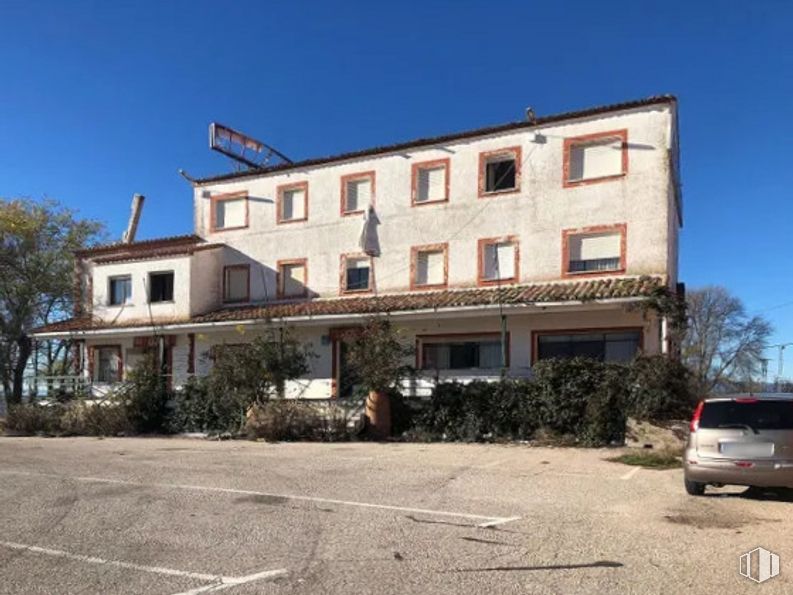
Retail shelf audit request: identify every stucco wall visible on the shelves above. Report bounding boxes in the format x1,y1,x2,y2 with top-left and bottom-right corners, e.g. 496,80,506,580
194,104,677,301
90,256,193,324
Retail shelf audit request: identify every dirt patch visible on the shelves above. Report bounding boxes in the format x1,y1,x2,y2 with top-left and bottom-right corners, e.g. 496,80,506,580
662,506,777,530
234,494,288,506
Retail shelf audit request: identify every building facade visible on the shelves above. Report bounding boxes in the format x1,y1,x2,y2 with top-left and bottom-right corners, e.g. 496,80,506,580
33,95,682,399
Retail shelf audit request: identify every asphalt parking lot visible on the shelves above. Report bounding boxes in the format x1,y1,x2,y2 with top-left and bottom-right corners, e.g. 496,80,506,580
0,437,791,594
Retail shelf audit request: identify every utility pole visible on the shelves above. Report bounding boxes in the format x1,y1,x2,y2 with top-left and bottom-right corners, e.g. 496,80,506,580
768,343,793,391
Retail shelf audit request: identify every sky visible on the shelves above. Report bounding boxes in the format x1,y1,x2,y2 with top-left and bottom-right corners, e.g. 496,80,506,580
1,0,791,376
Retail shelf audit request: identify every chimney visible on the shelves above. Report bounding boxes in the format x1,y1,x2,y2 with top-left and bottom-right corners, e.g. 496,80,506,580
122,194,145,243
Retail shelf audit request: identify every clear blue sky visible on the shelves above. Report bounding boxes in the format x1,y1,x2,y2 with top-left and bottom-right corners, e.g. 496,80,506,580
1,1,791,375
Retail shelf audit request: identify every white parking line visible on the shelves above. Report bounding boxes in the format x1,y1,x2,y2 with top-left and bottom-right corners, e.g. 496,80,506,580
620,467,641,481
0,541,286,594
0,469,521,527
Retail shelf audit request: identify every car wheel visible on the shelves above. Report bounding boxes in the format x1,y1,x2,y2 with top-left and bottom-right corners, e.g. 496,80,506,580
684,478,706,496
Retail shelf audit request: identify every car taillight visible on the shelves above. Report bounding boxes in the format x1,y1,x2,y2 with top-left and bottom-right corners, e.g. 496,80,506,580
690,401,705,433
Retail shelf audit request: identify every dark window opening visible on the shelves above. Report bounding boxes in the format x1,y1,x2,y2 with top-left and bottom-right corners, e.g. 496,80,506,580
536,331,640,363
569,257,621,273
109,276,131,306
700,401,793,431
149,272,174,303
421,339,502,370
485,158,517,192
346,264,370,291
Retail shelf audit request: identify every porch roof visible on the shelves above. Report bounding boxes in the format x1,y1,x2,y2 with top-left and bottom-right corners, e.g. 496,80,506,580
32,276,665,337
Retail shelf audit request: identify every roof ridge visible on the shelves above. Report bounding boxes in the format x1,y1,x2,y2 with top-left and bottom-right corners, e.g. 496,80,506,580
194,95,676,185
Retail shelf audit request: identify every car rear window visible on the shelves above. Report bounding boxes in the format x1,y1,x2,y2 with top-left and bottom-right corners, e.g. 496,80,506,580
700,400,793,430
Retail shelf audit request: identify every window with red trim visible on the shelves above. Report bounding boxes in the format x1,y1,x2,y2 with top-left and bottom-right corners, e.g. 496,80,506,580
563,130,628,187
341,172,374,215
411,159,449,205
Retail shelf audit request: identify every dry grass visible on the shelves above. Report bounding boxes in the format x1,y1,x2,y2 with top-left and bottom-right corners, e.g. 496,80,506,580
608,449,682,470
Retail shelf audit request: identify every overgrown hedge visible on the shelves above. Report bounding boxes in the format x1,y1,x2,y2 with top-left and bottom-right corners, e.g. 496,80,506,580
408,356,693,445
6,355,692,446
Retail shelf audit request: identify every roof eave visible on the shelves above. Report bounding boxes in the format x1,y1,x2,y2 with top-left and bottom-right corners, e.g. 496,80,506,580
192,95,677,186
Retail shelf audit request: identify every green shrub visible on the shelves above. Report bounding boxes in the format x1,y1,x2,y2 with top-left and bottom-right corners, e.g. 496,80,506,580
6,403,63,435
626,356,693,421
412,379,540,442
167,377,242,434
581,364,628,446
115,354,170,434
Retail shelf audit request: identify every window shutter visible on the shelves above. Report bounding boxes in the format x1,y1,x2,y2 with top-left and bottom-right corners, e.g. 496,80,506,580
216,198,246,229
282,189,306,220
347,179,371,212
483,242,515,280
570,138,623,181
416,250,444,286
417,166,446,202
572,232,621,261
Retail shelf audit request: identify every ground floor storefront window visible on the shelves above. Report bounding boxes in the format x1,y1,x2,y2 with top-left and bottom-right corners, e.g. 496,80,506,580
535,329,641,363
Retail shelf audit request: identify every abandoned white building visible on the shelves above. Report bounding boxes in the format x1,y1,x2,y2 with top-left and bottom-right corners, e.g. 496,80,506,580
32,95,683,398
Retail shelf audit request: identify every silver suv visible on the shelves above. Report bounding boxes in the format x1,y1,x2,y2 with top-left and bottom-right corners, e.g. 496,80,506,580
684,394,793,495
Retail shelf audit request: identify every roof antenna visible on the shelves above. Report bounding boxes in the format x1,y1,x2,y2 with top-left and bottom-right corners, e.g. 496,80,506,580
525,106,537,124
122,194,145,243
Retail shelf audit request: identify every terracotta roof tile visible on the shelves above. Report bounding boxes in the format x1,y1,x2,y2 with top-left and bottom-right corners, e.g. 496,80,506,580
76,234,205,257
33,276,664,335
194,96,676,185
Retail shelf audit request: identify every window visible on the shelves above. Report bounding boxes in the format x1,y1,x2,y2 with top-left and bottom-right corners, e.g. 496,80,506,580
149,271,174,303
341,172,374,215
563,225,626,276
411,159,449,205
411,244,448,289
223,265,250,303
211,192,248,231
479,147,521,196
277,182,308,223
563,129,628,187
419,335,505,370
341,254,372,293
95,346,122,383
535,330,641,363
278,259,308,298
478,237,518,285
699,400,793,431
108,275,132,306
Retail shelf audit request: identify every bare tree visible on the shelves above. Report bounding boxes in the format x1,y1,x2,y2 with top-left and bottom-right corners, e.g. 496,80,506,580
683,286,772,396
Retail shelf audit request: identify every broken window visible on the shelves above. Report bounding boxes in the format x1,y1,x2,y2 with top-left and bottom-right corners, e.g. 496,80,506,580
223,265,249,303
149,271,174,303
108,275,132,306
481,148,520,194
